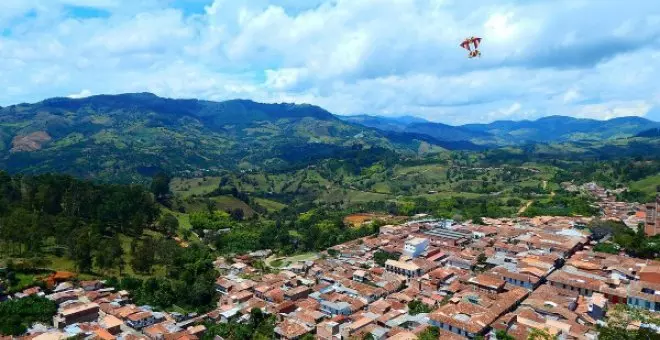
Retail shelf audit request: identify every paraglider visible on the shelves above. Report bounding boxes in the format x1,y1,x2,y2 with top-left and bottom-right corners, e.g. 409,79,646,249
460,36,482,59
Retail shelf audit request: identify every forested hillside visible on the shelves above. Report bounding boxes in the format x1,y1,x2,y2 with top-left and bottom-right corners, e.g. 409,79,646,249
0,93,446,182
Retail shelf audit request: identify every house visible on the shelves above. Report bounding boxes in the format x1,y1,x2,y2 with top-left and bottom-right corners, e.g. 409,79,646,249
487,266,546,290
274,319,313,339
627,281,660,312
215,278,234,294
341,317,375,339
99,315,124,335
384,260,422,278
465,274,505,293
53,303,100,328
429,288,528,338
320,301,352,316
285,286,312,301
640,265,660,284
353,270,368,283
547,268,602,297
588,293,607,320
404,238,429,258
80,280,103,291
126,311,163,330
317,321,341,340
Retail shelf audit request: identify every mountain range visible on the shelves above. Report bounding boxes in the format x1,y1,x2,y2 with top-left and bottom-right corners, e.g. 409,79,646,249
340,114,660,145
1,93,658,181
0,93,447,181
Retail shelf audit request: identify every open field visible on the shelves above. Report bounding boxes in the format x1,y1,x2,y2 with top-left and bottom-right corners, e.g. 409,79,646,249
629,174,660,196
253,197,288,212
266,252,319,268
171,176,222,197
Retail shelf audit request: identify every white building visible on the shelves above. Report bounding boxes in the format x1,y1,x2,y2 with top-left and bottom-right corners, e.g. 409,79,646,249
404,237,429,258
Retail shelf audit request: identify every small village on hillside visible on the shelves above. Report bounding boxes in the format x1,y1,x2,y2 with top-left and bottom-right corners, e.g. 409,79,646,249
2,183,660,340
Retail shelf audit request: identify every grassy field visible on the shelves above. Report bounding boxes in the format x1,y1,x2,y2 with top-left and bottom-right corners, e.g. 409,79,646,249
629,174,660,196
266,252,319,268
171,176,222,197
212,196,256,217
1,231,171,283
253,197,287,212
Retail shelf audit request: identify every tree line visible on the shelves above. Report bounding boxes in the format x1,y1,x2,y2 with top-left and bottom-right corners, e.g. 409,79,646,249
0,172,159,264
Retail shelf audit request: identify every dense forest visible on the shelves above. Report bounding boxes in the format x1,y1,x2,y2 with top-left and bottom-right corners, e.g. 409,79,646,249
0,171,158,267
0,172,218,312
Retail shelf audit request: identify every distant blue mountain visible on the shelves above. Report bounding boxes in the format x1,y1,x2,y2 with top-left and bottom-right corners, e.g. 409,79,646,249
339,114,429,132
341,113,660,144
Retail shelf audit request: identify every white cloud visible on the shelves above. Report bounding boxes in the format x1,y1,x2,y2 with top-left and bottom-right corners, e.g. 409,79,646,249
572,101,651,120
68,89,93,98
0,0,659,124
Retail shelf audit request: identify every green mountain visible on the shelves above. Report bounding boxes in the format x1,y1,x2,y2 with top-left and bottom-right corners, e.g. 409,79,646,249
0,93,449,182
342,114,660,145
637,128,660,138
461,115,660,143
339,114,429,132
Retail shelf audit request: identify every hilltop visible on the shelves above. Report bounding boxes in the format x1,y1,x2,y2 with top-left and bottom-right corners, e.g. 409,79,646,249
0,93,452,182
342,114,660,145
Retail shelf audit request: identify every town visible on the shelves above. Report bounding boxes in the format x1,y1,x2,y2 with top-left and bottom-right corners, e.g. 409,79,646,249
2,183,659,340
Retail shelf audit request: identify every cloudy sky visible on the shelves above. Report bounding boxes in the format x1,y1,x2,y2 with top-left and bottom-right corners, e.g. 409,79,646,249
1,0,659,124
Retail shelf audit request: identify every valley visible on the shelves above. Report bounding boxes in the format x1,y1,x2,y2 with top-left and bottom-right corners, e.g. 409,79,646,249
0,94,659,339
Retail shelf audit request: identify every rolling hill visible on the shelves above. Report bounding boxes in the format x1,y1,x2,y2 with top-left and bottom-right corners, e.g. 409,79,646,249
342,114,660,145
461,115,660,143
0,93,450,182
339,114,429,132
637,128,660,138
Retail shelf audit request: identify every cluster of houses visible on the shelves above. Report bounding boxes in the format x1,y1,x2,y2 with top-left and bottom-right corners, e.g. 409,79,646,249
203,215,658,339
6,212,660,340
1,277,206,340
5,182,660,340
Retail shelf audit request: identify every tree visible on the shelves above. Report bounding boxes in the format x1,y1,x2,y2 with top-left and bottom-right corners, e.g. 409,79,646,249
472,216,485,225
373,251,399,267
408,299,433,315
418,326,440,340
477,253,488,265
151,172,171,203
0,296,57,336
597,304,660,340
230,208,245,221
95,236,123,270
495,330,515,340
528,328,559,340
69,228,95,272
159,213,180,235
131,237,156,274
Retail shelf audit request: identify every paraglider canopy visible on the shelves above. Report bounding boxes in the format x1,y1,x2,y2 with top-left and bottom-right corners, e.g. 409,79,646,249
461,36,482,58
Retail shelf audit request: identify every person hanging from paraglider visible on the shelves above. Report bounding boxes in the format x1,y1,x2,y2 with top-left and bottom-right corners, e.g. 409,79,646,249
460,36,482,58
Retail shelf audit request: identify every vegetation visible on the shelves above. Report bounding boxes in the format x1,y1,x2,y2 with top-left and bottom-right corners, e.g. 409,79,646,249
0,94,438,183
598,304,660,340
202,308,276,340
0,296,57,335
520,191,598,217
590,220,660,259
495,330,515,340
373,250,400,267
0,172,159,274
417,326,441,340
408,299,434,315
107,242,217,312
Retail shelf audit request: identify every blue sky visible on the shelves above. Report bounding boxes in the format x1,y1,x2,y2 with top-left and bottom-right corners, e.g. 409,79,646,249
0,0,659,124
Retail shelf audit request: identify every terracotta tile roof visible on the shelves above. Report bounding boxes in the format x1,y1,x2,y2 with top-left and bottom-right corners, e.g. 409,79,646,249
274,319,312,339
467,274,505,290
